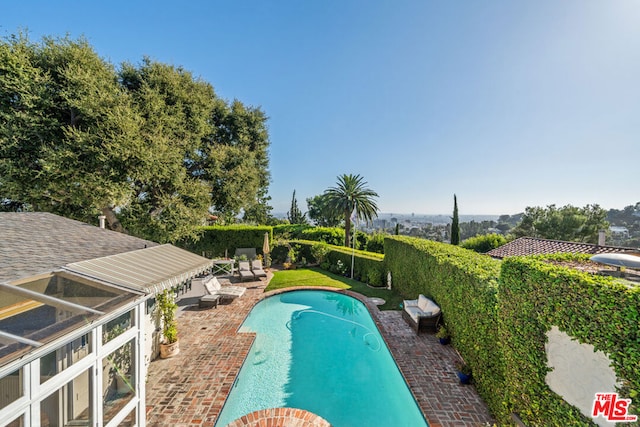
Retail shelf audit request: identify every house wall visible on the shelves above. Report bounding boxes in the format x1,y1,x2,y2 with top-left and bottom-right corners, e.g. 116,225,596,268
545,326,619,427
144,298,160,365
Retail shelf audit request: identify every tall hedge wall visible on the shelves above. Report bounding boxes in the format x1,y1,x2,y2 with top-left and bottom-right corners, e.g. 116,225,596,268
499,254,640,425
383,236,506,420
181,225,273,258
384,237,640,424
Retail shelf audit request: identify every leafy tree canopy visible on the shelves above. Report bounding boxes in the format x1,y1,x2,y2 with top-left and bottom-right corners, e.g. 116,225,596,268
510,204,609,243
0,33,271,242
306,193,342,227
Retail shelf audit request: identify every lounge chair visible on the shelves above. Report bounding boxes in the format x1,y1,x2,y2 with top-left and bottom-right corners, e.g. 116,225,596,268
238,261,255,282
194,275,246,307
251,259,267,278
402,294,441,333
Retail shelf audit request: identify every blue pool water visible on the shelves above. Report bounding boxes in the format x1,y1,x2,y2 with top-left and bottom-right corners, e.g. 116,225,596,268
215,290,428,427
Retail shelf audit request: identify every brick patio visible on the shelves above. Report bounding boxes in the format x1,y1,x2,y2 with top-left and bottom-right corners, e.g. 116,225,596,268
145,271,495,427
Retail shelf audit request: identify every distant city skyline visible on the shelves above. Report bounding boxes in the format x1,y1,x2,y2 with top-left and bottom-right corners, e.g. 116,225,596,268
3,1,639,215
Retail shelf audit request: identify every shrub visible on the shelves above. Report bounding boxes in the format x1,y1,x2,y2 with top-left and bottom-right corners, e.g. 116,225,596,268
460,233,508,253
270,240,290,264
365,232,386,254
310,242,331,265
332,259,348,275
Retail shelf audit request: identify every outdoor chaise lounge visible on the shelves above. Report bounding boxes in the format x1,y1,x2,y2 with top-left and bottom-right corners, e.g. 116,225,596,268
238,261,255,282
402,294,441,333
251,259,267,278
193,275,246,307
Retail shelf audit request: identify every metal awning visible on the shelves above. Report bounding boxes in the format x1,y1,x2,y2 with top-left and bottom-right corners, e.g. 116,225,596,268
63,244,213,294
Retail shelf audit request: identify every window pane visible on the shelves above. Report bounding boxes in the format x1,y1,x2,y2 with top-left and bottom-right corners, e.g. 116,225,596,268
103,338,135,424
102,311,133,345
5,414,24,427
41,368,92,427
0,368,23,409
119,409,137,427
40,333,91,384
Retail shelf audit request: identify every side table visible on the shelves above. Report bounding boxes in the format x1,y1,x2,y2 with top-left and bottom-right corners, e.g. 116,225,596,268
212,259,235,276
199,294,221,309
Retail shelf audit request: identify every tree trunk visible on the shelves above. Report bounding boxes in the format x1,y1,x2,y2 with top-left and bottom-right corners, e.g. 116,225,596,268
344,212,351,247
101,206,125,233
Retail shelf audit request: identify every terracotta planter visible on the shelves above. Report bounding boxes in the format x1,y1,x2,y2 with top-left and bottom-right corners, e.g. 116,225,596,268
160,340,180,359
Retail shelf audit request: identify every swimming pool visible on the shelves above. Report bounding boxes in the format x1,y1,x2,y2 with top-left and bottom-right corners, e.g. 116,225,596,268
215,290,428,427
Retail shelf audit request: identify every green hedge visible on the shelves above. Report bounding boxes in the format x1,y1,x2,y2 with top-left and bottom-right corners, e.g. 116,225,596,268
383,236,505,420
499,254,640,425
272,224,313,238
272,224,386,253
180,225,272,258
300,227,344,246
460,233,508,253
384,237,640,424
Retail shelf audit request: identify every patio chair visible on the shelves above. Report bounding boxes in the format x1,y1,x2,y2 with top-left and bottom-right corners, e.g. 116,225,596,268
195,275,246,307
402,294,441,334
251,259,267,278
238,261,255,282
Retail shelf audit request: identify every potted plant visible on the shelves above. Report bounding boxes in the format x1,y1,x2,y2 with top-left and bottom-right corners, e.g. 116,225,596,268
455,361,472,384
157,289,179,358
435,326,450,345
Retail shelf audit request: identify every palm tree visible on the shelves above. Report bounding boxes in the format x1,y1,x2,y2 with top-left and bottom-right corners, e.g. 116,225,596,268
324,174,379,247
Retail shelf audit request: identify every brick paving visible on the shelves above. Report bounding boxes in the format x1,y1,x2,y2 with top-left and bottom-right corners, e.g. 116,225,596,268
145,271,495,427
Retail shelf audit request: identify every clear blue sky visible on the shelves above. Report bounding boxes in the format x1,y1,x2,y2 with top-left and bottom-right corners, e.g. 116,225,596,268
3,1,639,215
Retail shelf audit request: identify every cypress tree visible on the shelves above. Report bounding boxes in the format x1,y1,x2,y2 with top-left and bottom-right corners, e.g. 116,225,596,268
451,194,460,245
287,190,305,224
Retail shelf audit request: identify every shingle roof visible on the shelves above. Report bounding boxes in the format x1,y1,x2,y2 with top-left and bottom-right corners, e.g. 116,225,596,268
486,237,637,259
0,212,158,283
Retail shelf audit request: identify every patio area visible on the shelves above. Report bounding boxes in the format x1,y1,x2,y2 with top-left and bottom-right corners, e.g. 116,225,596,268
145,270,495,427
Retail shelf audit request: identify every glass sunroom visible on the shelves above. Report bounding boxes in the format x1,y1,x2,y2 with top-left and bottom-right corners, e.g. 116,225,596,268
0,271,147,427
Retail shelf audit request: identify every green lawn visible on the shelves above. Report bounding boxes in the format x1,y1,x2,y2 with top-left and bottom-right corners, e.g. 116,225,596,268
266,267,403,310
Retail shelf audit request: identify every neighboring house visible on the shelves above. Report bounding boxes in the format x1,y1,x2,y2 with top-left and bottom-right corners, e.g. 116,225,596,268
486,236,637,259
0,212,212,427
610,226,630,239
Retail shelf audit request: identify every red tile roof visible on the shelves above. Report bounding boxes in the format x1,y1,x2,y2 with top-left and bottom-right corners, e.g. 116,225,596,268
486,237,638,259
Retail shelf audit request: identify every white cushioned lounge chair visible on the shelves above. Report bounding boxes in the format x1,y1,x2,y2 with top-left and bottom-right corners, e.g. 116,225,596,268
251,259,267,278
238,261,255,282
193,275,246,307
402,294,441,334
